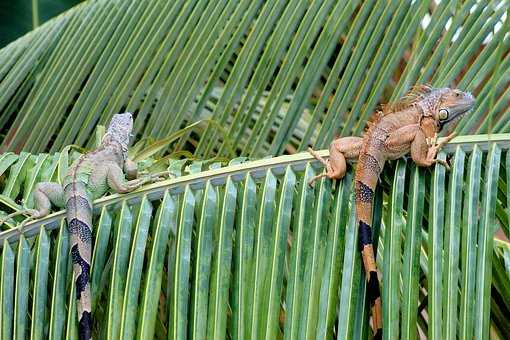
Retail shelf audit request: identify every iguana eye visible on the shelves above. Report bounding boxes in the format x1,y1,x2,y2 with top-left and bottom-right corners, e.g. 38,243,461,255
438,109,449,120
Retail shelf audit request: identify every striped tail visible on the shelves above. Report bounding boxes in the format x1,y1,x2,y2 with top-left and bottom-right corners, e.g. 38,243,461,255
65,182,93,340
355,174,383,339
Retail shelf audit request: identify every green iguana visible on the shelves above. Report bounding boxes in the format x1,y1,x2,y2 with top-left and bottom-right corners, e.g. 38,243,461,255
3,113,163,339
308,86,475,339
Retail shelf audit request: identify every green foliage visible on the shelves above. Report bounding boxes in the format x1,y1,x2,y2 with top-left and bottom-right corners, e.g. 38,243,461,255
0,0,509,339
0,135,509,338
0,0,508,157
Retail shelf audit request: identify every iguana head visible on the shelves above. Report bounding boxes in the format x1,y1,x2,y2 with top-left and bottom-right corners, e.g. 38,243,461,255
431,87,475,130
414,86,475,130
106,112,134,153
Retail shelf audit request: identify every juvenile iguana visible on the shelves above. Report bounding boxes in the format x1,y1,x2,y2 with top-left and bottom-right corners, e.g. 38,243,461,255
308,86,475,339
4,113,162,339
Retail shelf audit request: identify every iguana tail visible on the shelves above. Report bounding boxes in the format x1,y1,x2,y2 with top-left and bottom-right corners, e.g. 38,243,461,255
65,181,93,340
355,153,383,339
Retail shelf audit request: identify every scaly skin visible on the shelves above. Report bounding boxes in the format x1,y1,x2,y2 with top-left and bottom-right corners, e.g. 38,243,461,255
5,113,162,340
309,86,475,339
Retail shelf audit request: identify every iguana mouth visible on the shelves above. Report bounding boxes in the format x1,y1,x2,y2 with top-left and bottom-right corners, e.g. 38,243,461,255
444,94,475,124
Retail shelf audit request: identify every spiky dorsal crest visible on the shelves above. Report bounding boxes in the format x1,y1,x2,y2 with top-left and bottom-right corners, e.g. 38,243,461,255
381,84,433,114
364,110,384,133
365,84,434,132
364,84,433,132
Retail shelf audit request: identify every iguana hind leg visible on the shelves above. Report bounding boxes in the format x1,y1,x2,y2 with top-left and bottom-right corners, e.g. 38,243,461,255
32,182,65,216
0,182,64,233
308,136,362,184
21,182,64,232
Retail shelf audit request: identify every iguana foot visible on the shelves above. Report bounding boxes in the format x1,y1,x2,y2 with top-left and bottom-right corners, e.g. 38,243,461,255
433,158,451,170
308,172,328,186
427,132,456,150
308,147,329,167
129,172,169,190
0,209,39,227
0,209,40,234
308,147,335,185
307,147,348,185
433,132,456,171
442,131,457,144
150,171,171,182
17,213,38,235
424,132,455,171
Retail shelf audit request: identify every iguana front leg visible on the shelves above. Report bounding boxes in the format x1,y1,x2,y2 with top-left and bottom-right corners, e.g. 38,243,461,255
421,132,456,169
124,158,138,180
410,130,455,169
107,163,162,194
308,136,363,184
385,124,455,168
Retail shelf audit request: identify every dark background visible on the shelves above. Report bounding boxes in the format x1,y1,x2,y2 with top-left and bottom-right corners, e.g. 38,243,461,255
0,0,83,48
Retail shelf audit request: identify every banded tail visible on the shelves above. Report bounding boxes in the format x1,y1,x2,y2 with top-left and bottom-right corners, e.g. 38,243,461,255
65,181,93,340
355,154,383,339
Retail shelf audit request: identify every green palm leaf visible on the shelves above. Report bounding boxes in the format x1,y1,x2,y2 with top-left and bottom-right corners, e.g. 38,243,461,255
0,134,508,338
0,0,508,157
0,0,509,338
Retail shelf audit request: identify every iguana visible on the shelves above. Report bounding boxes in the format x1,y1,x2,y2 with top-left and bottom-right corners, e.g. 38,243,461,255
308,86,475,339
2,113,164,340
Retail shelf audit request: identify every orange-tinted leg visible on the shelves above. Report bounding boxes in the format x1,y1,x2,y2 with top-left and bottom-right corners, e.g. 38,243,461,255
308,137,363,184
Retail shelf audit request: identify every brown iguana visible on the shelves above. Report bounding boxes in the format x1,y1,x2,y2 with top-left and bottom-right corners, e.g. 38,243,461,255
308,86,475,339
2,113,164,339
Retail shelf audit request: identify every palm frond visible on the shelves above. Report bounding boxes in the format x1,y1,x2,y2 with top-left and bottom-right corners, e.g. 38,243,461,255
0,134,509,338
0,0,508,157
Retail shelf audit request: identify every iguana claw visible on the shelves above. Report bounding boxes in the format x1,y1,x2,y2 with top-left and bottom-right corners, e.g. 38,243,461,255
17,215,37,235
308,173,327,186
307,147,331,186
308,147,329,167
434,158,451,170
0,209,39,234
150,171,172,181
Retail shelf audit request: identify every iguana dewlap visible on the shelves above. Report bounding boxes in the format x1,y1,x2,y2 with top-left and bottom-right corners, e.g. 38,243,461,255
309,86,475,339
20,113,159,340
